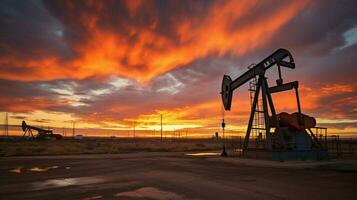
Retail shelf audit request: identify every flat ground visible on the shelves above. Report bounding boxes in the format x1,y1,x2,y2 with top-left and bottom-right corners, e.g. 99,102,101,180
1,152,357,200
0,137,226,156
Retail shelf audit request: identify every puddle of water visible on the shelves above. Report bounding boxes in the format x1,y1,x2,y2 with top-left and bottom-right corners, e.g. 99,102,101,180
115,187,186,200
31,176,104,190
81,195,103,200
8,166,22,173
234,148,243,152
185,152,221,156
29,166,58,172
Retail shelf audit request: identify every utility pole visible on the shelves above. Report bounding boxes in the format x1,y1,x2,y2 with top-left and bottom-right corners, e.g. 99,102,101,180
5,112,8,137
160,114,163,141
72,121,75,137
133,122,136,139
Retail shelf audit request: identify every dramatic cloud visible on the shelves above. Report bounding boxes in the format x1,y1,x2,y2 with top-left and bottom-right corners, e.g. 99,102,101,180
0,0,356,136
0,0,310,82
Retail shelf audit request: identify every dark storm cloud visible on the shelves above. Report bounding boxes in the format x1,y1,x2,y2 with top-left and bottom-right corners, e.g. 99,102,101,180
161,55,239,102
0,77,109,99
0,79,55,98
0,78,63,112
267,0,357,56
297,44,357,84
245,0,357,85
0,77,117,112
0,0,71,60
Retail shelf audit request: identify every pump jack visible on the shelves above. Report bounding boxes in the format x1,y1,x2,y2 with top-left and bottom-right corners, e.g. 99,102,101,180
22,121,62,140
221,49,327,160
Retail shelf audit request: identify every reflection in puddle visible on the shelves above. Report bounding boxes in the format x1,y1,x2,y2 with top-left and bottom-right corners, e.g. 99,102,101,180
29,166,58,172
31,176,104,190
8,166,22,173
8,166,61,174
81,195,103,200
115,187,187,200
185,152,221,156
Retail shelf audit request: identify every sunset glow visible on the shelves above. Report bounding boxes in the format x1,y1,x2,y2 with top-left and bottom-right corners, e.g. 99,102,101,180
1,0,356,137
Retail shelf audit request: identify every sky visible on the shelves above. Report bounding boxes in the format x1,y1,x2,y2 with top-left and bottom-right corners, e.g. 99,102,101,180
0,0,357,137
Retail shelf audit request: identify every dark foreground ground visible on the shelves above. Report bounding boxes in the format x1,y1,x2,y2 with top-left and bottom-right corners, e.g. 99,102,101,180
0,137,225,156
1,152,357,200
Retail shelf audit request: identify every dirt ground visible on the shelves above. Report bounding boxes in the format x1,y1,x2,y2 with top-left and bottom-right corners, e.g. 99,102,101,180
1,152,357,200
0,137,225,156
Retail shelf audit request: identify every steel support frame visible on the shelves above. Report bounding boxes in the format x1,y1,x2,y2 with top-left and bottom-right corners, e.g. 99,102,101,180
243,76,285,151
22,128,34,139
243,78,262,150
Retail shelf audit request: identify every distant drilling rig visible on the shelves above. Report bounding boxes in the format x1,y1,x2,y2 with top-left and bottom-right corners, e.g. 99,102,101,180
221,48,328,160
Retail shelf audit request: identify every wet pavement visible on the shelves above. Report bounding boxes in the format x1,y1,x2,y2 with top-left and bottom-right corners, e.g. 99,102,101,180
1,152,357,200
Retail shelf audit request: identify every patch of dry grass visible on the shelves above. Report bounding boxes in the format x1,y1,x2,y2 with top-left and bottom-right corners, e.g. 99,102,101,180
0,137,224,156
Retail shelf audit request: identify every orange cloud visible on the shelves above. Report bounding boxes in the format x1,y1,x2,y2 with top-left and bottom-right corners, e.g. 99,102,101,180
0,0,310,83
0,96,68,112
271,83,357,118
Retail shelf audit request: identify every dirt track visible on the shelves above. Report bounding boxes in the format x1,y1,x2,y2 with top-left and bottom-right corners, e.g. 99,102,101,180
1,152,357,200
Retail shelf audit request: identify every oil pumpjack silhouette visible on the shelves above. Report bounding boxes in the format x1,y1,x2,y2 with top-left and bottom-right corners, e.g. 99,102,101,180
22,121,62,140
220,48,328,160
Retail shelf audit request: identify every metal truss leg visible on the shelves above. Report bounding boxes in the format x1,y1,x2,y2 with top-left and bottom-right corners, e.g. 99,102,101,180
263,78,286,149
261,77,273,150
243,78,262,150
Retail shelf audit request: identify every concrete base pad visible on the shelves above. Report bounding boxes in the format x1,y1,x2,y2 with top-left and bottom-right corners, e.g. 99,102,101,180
243,149,329,161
